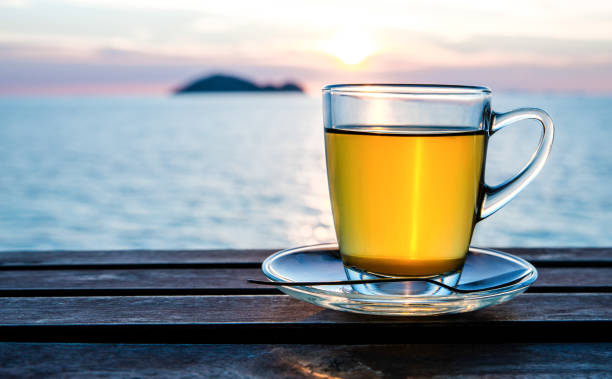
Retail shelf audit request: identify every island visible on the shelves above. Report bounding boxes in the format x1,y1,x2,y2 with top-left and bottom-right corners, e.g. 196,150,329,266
174,74,303,94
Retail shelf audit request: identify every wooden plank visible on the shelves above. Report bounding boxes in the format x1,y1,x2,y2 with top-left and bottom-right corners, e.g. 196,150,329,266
3,293,609,324
0,268,610,295
0,268,269,290
0,249,276,267
0,248,610,267
534,268,612,290
505,248,612,266
1,343,611,378
0,294,610,342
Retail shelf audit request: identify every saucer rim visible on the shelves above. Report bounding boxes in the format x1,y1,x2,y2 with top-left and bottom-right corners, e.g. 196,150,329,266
261,243,538,301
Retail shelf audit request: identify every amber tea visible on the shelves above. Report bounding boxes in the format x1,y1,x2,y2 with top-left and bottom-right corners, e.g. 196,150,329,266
325,127,487,277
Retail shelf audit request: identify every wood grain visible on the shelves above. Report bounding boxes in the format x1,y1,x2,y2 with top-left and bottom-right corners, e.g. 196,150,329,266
2,293,609,324
1,343,611,378
0,268,269,290
0,268,610,293
1,248,610,267
0,294,610,342
0,249,275,267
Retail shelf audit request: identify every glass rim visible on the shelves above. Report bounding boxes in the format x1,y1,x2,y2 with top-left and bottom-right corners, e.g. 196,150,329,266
322,84,491,95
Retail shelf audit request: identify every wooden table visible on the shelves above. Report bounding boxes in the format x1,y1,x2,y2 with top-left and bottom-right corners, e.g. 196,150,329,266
0,248,610,377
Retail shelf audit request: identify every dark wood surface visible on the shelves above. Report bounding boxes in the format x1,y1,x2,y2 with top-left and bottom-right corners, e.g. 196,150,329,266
1,343,611,378
0,248,610,377
1,247,610,267
0,294,610,344
1,267,611,292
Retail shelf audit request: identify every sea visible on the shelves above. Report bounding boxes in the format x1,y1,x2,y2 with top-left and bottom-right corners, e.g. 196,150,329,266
0,93,611,250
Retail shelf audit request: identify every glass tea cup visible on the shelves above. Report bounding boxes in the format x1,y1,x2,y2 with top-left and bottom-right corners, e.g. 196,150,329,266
323,84,553,295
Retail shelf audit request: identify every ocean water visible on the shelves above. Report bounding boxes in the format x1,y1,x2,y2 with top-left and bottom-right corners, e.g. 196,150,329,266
0,93,610,250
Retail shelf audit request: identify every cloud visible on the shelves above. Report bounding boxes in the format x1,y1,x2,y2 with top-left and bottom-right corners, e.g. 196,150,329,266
437,35,612,64
0,0,26,7
2,53,611,95
1,0,611,94
374,63,612,94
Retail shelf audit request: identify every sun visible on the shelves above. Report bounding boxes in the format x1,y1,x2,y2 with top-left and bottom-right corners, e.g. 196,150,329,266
323,29,376,65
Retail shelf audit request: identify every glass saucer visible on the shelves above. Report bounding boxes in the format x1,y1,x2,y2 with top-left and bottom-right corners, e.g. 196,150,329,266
261,243,537,316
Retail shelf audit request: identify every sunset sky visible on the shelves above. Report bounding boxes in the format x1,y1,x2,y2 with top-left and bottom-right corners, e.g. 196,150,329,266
1,0,611,94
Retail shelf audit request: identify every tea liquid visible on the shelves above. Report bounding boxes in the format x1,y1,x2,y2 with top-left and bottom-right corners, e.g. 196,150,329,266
325,127,486,276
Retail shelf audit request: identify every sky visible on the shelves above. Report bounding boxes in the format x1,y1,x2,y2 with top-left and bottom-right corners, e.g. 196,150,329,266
1,0,611,95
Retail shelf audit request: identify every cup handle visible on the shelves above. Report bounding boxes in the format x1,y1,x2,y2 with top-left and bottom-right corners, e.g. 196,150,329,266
479,108,554,220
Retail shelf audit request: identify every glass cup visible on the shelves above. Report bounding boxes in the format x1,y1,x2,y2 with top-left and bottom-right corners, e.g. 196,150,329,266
322,84,554,295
